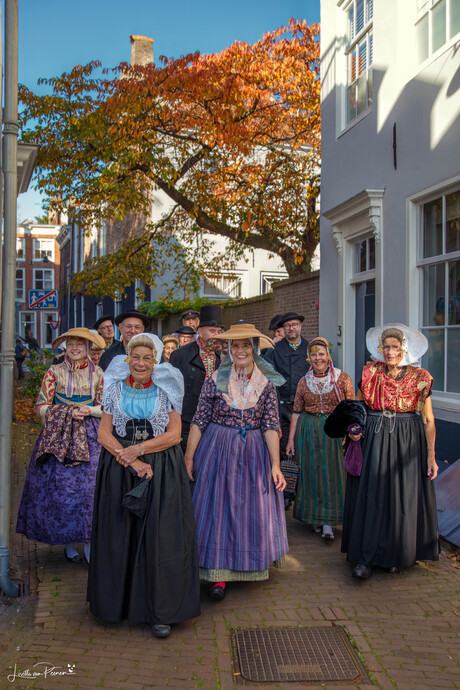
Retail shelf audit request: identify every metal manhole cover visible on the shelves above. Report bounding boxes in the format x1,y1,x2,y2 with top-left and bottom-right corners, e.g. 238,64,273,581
232,627,369,684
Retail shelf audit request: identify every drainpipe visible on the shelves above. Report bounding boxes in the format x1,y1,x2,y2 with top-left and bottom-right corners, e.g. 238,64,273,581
0,0,19,597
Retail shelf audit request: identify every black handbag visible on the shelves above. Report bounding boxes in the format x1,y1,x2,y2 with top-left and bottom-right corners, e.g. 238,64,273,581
280,458,299,497
122,475,151,518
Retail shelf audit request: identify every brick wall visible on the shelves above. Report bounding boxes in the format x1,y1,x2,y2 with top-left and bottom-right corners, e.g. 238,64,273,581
155,271,319,339
271,271,319,341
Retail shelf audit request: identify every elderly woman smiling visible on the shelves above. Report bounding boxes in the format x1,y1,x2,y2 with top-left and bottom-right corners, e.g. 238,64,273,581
286,337,355,542
342,324,439,579
87,334,200,638
185,322,288,602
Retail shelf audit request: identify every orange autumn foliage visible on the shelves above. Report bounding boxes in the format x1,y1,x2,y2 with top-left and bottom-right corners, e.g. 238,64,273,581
19,19,320,299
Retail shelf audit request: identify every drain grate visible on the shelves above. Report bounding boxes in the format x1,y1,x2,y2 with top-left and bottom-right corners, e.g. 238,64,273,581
0,581,30,597
232,626,370,684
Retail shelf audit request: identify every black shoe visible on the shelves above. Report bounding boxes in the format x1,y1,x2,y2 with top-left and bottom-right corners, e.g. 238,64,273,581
208,584,226,601
284,497,293,511
152,624,171,638
352,563,372,579
64,549,82,563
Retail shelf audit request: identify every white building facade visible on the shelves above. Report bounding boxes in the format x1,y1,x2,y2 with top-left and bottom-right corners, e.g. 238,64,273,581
149,188,290,302
319,0,460,459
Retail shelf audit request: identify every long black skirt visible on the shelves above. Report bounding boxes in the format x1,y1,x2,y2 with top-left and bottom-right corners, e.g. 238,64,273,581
341,411,439,569
87,443,201,626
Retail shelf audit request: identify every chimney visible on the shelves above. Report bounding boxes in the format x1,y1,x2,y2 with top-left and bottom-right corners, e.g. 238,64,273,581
130,35,154,66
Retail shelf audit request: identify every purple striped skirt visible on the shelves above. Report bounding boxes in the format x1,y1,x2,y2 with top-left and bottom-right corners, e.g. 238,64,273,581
191,423,288,572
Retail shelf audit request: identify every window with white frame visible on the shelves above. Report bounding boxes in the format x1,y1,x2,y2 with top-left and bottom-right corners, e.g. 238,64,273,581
345,0,374,124
202,274,242,299
16,268,25,301
134,279,145,307
260,273,285,295
19,312,36,340
416,0,460,62
114,291,123,318
42,312,59,347
16,237,25,260
418,189,460,393
90,225,98,259
355,236,375,273
33,238,54,261
34,268,54,291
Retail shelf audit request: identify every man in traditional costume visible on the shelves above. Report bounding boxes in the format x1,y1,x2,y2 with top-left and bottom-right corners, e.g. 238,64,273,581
99,310,150,371
169,305,224,451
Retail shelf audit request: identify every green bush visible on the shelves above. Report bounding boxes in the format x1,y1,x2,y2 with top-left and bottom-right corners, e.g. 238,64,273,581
23,349,55,399
138,296,228,321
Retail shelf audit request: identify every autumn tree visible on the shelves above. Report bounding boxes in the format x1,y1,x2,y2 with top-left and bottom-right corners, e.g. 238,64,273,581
19,19,320,299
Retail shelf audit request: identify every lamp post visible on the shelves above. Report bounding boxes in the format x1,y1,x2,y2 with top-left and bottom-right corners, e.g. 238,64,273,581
0,0,19,597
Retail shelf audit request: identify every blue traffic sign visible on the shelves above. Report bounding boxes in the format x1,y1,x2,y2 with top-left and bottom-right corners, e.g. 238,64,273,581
28,289,58,309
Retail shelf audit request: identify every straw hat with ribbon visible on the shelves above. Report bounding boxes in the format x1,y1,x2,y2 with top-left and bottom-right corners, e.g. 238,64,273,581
218,322,275,350
214,322,284,394
52,328,105,351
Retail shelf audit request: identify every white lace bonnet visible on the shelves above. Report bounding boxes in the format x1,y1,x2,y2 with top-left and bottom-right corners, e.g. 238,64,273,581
103,333,184,413
366,323,429,367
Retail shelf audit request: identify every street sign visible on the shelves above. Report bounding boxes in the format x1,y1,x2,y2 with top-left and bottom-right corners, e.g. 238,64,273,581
28,289,58,309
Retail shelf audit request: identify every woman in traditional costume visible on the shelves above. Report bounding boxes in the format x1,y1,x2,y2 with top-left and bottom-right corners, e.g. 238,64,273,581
16,328,105,564
342,324,439,578
286,337,355,542
87,334,200,638
185,322,288,602
161,334,179,362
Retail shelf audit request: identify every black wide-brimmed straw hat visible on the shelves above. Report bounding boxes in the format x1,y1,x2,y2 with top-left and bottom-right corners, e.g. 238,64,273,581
199,304,223,327
324,400,367,438
93,314,115,330
278,312,305,326
114,310,150,329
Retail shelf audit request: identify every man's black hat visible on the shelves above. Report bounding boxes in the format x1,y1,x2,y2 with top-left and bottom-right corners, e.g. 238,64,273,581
199,304,223,328
176,326,196,335
180,309,200,321
268,314,284,331
93,315,115,330
114,310,150,328
278,311,305,327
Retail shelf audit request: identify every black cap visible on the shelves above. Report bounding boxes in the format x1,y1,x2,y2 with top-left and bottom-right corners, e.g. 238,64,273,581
180,309,200,321
176,326,196,335
114,310,150,328
199,304,223,328
94,315,115,330
268,314,284,331
278,312,305,327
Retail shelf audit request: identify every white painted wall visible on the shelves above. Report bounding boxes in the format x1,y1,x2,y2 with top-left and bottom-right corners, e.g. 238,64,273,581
319,0,460,400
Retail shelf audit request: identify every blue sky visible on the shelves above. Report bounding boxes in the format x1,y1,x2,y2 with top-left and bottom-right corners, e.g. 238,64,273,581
15,0,320,221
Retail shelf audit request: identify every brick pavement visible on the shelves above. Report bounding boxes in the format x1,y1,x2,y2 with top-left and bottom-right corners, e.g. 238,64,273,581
1,423,460,689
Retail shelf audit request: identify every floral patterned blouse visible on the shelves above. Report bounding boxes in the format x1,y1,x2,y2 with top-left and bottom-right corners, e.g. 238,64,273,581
36,362,104,417
192,377,280,433
360,362,433,412
293,371,355,415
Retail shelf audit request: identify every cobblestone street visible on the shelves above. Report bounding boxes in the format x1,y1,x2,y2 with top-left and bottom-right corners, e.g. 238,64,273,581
1,423,459,689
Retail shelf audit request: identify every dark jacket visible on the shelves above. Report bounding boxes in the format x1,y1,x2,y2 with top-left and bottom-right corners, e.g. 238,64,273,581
15,344,26,361
263,337,309,403
169,341,221,427
99,340,125,371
